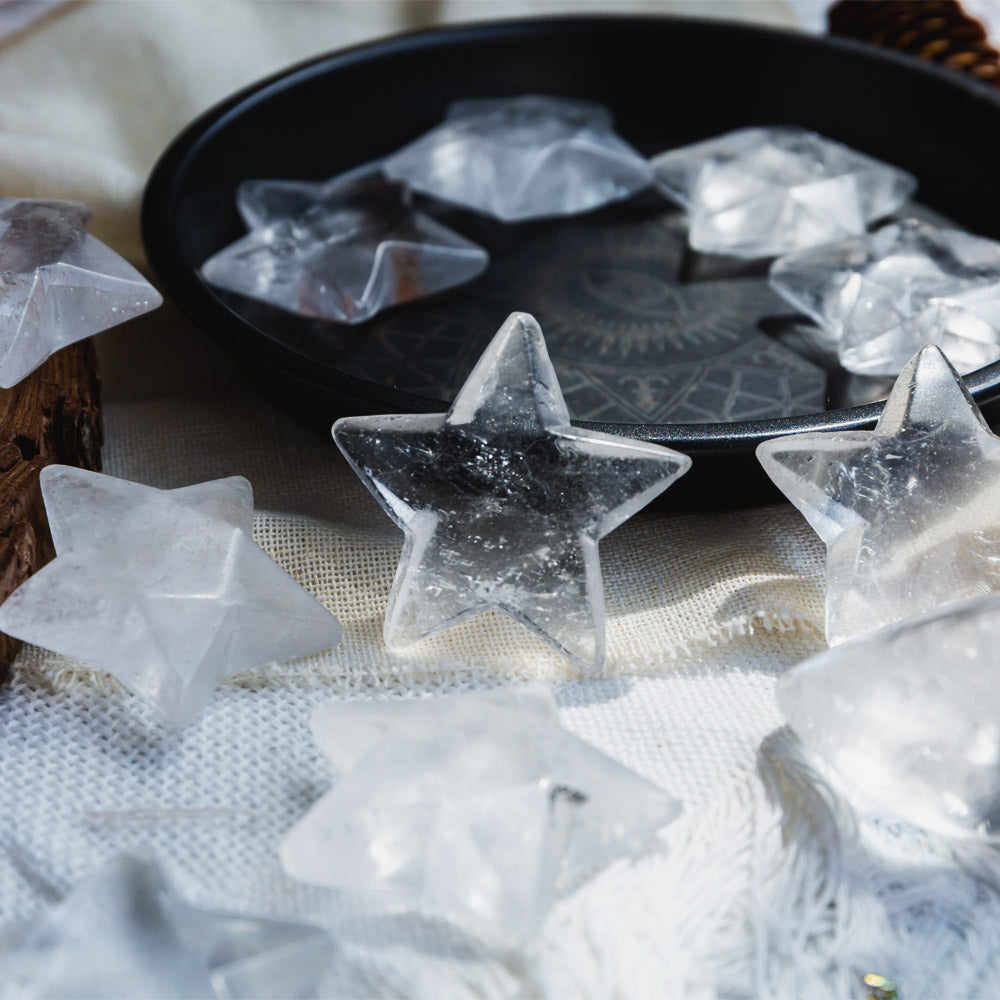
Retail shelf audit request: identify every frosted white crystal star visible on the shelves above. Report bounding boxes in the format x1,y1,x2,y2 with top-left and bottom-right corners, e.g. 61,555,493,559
332,312,691,668
0,466,342,725
279,685,680,944
0,852,332,999
757,346,1000,646
778,592,1000,839
651,126,916,258
0,198,161,387
200,173,488,324
770,218,1000,376
383,95,653,221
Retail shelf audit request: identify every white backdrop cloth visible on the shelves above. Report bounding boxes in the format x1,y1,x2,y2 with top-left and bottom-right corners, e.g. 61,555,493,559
2,3,1000,998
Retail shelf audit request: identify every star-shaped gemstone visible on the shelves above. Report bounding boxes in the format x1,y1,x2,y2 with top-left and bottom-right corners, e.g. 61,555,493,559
279,685,680,945
332,312,691,668
200,172,488,324
0,198,161,387
0,466,342,725
383,95,653,222
651,126,916,258
0,852,332,998
757,345,1000,646
778,591,1000,840
770,218,1000,376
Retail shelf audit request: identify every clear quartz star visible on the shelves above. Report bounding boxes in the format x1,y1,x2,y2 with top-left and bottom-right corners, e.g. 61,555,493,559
0,198,162,387
383,95,653,222
778,592,1000,840
0,852,333,999
332,312,691,668
279,685,680,945
0,466,342,725
200,173,488,324
757,346,1000,646
651,126,916,258
769,218,1000,376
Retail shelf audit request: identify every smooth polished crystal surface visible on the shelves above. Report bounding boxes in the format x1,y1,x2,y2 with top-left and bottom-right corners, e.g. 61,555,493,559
0,466,342,725
0,853,332,999
0,198,161,387
651,126,916,258
770,219,1000,376
332,312,691,669
279,685,680,943
201,174,488,324
757,346,1000,646
779,592,1000,840
383,95,653,222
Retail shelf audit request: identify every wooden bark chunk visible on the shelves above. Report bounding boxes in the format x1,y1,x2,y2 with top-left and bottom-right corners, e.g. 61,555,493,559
0,339,102,682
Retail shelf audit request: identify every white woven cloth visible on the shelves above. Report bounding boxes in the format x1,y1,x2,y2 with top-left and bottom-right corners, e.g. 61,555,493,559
3,2,1000,997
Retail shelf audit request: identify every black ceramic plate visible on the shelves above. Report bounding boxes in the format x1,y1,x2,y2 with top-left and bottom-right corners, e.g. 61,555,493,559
142,15,1000,508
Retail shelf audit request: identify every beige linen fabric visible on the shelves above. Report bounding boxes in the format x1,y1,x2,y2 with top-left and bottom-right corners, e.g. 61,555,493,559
7,3,1000,998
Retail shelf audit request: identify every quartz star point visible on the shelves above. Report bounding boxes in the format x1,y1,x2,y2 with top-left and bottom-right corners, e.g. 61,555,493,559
758,345,1000,645
0,852,333,999
200,172,488,324
0,198,162,387
333,312,691,668
0,467,342,725
279,685,680,945
383,95,653,222
778,592,1000,840
652,126,915,258
769,219,1000,376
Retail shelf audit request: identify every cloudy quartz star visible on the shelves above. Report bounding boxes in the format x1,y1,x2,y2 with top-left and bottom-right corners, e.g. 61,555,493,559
333,312,691,668
279,685,680,945
0,467,342,725
770,219,1000,376
758,346,1000,646
652,126,916,258
0,198,161,386
383,95,653,222
0,853,332,999
778,592,1000,840
200,173,488,324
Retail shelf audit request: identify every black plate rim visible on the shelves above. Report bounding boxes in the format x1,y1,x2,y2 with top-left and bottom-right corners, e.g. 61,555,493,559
141,12,1000,454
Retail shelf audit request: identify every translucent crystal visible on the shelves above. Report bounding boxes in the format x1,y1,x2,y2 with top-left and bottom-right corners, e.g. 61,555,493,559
757,346,1000,646
279,685,680,944
0,198,161,387
200,173,488,324
0,466,342,726
332,312,691,669
770,219,1000,376
651,126,916,258
0,852,332,999
778,592,1000,839
383,95,653,222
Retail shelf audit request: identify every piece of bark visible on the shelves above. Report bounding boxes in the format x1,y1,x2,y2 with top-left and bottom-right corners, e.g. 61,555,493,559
0,339,102,682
